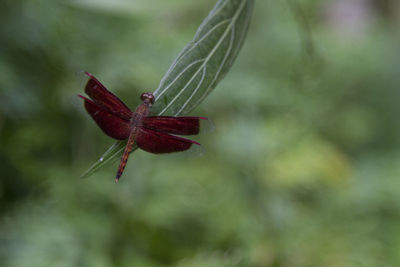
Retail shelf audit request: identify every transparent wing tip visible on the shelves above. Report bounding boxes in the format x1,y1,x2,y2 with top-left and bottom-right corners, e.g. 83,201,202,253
200,117,215,134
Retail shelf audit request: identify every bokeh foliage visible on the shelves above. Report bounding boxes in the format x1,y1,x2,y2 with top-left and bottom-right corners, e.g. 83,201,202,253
1,0,400,266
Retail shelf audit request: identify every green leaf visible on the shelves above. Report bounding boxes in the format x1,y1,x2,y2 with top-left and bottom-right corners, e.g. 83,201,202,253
152,0,254,115
81,0,254,178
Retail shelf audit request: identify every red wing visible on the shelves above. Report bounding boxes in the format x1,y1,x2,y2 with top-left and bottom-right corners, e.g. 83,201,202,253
84,72,132,120
79,95,131,140
135,128,200,154
141,116,208,135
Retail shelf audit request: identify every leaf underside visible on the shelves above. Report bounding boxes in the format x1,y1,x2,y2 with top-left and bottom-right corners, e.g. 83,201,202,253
81,0,254,178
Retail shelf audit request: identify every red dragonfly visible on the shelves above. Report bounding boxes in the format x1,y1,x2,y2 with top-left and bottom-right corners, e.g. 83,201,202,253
79,72,207,182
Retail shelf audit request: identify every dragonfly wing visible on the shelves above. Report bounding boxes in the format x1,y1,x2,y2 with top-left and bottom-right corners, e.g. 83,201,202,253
141,116,208,135
84,72,133,120
136,127,200,154
79,95,131,140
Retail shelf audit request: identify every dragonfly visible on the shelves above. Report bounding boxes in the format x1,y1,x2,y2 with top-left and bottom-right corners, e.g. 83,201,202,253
79,72,208,182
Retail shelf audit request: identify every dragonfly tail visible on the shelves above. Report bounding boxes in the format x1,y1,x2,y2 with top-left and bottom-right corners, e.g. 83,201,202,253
115,131,135,182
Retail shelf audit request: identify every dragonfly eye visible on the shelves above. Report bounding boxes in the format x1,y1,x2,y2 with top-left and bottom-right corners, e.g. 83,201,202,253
140,92,155,104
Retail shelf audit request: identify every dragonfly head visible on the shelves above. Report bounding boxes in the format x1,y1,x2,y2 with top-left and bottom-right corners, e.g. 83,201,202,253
140,92,155,105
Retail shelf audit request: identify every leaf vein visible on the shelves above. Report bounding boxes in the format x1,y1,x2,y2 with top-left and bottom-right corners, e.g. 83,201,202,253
176,64,207,115
195,23,236,108
154,59,205,101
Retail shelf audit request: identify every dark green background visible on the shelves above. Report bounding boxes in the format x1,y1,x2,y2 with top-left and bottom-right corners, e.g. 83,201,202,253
1,0,400,266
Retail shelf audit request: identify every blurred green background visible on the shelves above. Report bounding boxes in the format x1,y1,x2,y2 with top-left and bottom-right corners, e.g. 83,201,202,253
1,0,400,266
